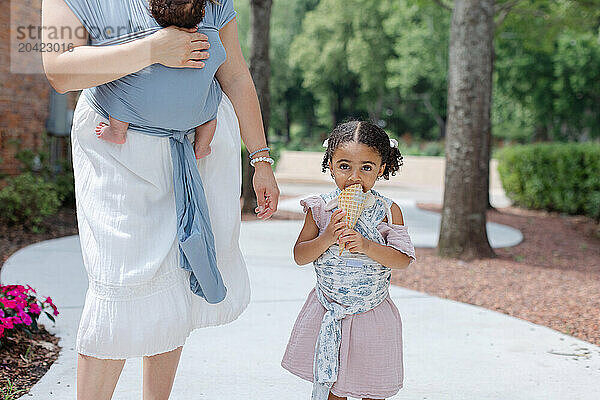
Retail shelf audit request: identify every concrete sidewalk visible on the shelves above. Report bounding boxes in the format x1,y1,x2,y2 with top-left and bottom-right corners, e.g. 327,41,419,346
3,220,600,400
277,183,522,249
275,152,510,208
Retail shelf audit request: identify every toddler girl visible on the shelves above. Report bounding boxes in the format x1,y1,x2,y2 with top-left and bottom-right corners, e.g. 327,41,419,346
95,0,216,159
281,121,416,400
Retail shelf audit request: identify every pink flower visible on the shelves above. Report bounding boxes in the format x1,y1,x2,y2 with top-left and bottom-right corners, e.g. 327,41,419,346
1,318,14,329
0,298,17,309
12,316,22,325
26,285,37,294
0,326,4,338
0,309,4,318
29,303,41,315
22,314,32,326
45,297,54,305
15,301,25,313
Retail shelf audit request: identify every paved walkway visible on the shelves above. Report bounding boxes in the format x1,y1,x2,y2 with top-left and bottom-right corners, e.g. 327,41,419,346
277,183,522,249
2,152,599,399
3,222,600,399
275,152,509,208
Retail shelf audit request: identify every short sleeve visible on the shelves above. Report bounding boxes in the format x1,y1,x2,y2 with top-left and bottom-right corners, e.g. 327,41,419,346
61,0,95,42
300,196,327,231
377,222,416,265
215,0,237,29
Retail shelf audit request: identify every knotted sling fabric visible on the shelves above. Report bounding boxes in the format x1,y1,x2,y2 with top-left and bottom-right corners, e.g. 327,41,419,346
301,189,416,399
62,0,238,303
311,250,392,400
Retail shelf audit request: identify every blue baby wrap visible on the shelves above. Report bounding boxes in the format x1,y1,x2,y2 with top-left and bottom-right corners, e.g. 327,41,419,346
63,0,238,303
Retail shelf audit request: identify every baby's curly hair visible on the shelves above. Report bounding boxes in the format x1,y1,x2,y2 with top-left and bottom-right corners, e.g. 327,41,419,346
150,0,207,29
321,121,403,180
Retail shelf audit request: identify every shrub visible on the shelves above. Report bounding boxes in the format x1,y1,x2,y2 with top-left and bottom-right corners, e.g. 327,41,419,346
53,159,75,207
14,148,75,208
497,143,600,220
0,284,59,345
0,173,62,232
422,141,445,157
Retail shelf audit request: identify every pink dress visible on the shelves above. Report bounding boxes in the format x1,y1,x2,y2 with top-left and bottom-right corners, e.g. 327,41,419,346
281,190,416,399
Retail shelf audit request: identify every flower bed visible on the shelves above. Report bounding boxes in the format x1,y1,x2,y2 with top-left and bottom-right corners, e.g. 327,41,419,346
0,284,59,343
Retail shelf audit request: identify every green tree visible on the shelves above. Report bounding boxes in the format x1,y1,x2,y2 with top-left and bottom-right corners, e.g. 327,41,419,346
438,0,496,260
384,0,450,139
346,0,396,122
269,0,318,142
493,0,600,142
552,31,600,140
290,0,362,128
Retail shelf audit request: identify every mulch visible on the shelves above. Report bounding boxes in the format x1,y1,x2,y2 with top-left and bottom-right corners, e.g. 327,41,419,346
0,208,79,267
0,326,61,398
392,204,600,346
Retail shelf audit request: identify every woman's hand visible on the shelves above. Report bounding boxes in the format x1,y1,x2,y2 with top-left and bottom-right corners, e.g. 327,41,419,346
149,26,210,68
338,228,371,254
322,209,347,247
252,163,280,219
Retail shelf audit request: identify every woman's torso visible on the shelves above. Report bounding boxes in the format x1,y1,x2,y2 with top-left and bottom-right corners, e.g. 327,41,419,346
64,0,229,130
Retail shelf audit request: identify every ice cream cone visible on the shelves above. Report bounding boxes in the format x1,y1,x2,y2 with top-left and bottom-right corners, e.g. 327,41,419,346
337,183,368,255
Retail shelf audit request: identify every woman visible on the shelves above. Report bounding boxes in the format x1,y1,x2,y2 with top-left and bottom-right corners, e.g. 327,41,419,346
41,0,279,399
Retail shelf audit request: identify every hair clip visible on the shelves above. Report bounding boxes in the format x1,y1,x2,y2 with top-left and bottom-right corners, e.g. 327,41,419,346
390,139,398,148
322,139,329,148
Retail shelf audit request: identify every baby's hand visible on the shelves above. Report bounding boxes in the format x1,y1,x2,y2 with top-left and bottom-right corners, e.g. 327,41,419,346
323,209,346,247
338,228,371,254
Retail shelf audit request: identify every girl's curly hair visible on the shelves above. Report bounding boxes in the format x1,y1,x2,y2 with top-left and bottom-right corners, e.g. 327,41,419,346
150,0,207,29
321,120,403,180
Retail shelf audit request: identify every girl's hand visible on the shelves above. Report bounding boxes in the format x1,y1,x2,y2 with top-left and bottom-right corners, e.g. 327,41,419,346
149,26,210,68
253,163,279,219
323,209,347,247
339,228,371,254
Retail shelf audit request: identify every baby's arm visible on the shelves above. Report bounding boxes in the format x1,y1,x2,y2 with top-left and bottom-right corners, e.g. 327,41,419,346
339,203,412,269
293,209,346,265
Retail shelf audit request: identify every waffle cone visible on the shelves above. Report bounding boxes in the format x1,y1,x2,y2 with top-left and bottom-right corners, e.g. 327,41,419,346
337,183,368,255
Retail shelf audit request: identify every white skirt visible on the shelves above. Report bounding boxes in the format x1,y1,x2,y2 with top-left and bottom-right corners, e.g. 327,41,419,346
72,93,250,359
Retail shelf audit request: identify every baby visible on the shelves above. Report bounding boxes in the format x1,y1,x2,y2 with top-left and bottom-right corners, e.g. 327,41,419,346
95,0,215,159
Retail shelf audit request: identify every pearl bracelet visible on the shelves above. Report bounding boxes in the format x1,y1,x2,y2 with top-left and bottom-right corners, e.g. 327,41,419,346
250,156,274,167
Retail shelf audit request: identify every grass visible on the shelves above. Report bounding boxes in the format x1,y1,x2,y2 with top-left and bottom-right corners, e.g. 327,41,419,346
0,379,27,400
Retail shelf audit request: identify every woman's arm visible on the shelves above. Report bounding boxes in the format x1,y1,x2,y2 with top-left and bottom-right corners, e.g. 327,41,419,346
41,0,210,93
215,17,279,219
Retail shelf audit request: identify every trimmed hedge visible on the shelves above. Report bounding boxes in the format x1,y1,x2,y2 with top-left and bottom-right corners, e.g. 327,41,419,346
497,143,600,220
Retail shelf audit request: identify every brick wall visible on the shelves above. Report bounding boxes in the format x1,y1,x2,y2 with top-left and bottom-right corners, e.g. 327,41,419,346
1,0,52,176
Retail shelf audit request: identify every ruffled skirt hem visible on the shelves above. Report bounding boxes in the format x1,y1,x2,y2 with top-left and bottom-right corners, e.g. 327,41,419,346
280,361,402,399
76,265,251,359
